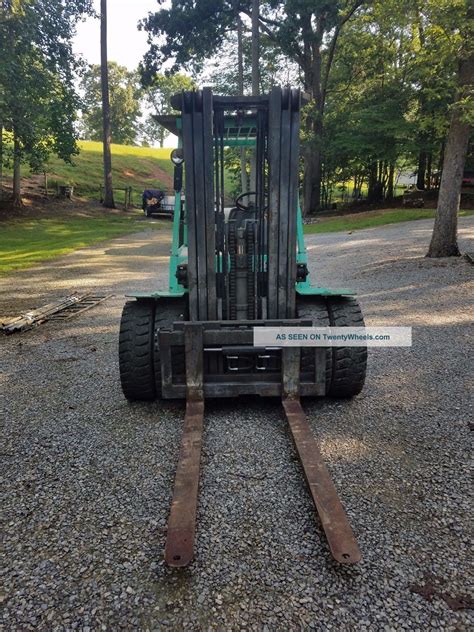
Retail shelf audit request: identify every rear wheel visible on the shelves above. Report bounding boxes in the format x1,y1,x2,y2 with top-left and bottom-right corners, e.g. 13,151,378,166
119,301,156,401
296,295,367,398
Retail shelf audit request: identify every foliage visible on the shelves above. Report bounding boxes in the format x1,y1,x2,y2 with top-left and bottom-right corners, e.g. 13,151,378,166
141,73,196,146
198,26,300,95
81,62,142,145
140,1,358,88
0,0,94,171
140,0,471,211
140,1,371,212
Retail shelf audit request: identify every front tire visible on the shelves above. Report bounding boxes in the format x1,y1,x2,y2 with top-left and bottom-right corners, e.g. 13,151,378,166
119,301,156,401
326,296,367,397
296,295,367,398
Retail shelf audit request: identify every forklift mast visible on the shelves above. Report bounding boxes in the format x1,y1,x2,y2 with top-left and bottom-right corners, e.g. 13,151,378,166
179,87,300,322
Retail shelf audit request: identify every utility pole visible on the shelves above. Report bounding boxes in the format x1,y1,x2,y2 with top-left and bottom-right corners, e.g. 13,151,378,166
100,0,115,208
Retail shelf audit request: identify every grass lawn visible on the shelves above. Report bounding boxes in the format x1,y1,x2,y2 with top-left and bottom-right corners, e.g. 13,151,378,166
304,208,474,234
0,214,161,274
2,205,471,275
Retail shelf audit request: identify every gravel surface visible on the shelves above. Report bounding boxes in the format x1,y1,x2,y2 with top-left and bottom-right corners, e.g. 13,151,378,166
1,216,473,630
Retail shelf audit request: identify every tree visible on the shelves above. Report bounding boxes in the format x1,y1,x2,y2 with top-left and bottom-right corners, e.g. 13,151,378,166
251,0,259,95
427,58,473,257
320,0,415,205
198,21,298,97
300,0,468,210
426,0,473,257
267,1,366,213
140,0,365,213
100,0,114,208
140,0,470,215
82,62,141,145
409,1,462,192
141,73,196,147
0,0,93,206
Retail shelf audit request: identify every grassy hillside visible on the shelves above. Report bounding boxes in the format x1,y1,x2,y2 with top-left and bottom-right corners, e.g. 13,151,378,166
26,141,175,204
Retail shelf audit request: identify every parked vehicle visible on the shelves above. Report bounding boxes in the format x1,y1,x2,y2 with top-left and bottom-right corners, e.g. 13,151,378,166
142,189,165,216
462,170,474,187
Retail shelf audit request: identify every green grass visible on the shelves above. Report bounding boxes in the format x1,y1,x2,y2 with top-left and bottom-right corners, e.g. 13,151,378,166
303,208,474,234
21,141,175,202
3,139,239,204
0,215,160,274
2,204,471,275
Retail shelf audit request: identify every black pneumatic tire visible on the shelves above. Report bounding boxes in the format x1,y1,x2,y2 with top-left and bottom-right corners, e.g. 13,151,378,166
154,299,187,398
119,301,156,401
297,295,332,393
326,296,367,397
296,295,368,398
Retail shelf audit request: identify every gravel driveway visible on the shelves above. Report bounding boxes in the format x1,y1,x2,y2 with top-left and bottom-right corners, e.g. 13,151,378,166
1,217,473,630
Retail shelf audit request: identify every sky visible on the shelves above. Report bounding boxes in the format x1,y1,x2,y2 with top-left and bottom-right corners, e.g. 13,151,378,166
73,0,159,70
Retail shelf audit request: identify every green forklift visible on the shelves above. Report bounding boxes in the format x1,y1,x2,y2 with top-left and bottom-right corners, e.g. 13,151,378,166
119,87,367,567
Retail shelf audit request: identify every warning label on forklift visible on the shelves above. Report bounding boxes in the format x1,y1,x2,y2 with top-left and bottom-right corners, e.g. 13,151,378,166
253,327,412,347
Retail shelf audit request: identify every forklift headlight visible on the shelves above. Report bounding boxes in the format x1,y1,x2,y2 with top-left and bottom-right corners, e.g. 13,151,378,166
171,149,184,165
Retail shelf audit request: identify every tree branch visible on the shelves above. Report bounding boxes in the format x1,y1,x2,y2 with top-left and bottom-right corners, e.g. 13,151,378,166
321,0,365,111
240,8,304,65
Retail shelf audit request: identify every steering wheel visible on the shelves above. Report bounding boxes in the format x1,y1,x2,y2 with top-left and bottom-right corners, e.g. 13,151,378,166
235,191,257,211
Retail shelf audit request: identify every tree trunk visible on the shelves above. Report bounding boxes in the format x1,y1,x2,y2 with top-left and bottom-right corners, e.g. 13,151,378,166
367,162,377,202
416,150,426,189
236,14,247,193
426,151,432,190
0,123,3,201
435,141,445,188
301,3,362,215
249,0,259,198
303,142,322,213
387,162,395,200
251,0,259,95
12,130,22,208
427,58,472,258
100,0,115,208
302,21,324,215
236,14,244,94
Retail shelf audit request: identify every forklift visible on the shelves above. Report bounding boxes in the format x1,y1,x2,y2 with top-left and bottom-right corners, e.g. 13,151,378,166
118,87,367,567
